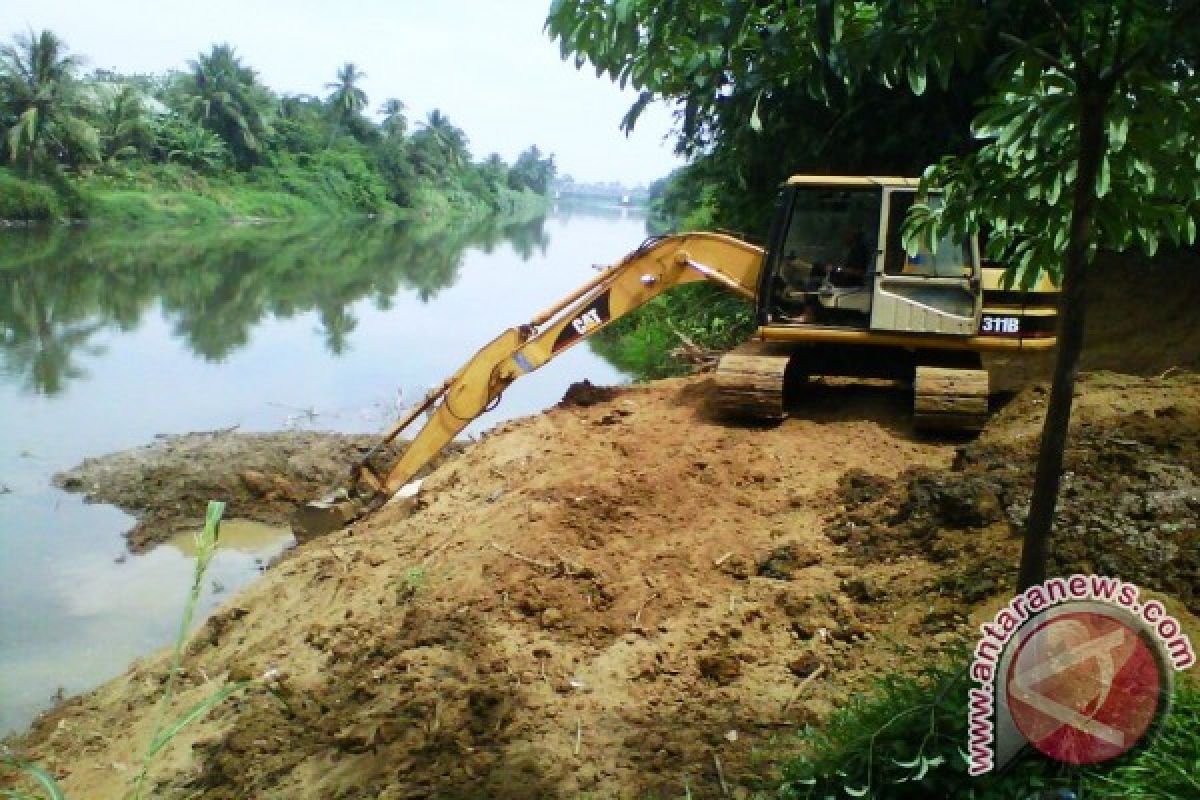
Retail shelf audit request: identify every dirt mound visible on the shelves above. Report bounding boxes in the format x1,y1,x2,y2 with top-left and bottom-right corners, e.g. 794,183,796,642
53,431,461,550
9,373,1199,798
558,379,620,408
829,372,1200,611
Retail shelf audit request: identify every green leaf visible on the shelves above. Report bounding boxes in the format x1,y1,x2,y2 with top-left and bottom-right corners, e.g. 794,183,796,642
620,91,653,134
614,0,633,24
845,785,870,797
749,91,764,133
1096,156,1111,198
0,760,66,800
1046,174,1061,206
1109,115,1130,151
146,681,252,760
907,65,927,96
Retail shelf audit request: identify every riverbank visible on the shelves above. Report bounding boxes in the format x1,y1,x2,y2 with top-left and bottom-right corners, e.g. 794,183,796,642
4,371,1198,798
53,431,464,552
0,166,550,227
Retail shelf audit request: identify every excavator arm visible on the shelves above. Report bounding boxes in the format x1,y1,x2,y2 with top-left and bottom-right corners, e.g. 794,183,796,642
292,232,763,538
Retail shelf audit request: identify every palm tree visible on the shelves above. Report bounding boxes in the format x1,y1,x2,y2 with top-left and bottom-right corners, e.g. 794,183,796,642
417,109,469,168
179,44,270,167
510,145,557,193
480,152,509,194
378,97,407,137
0,30,99,173
325,62,367,125
96,85,155,160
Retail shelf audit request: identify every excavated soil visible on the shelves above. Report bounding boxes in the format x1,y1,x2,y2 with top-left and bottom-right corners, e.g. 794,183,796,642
7,370,1199,799
829,372,1200,614
53,432,461,551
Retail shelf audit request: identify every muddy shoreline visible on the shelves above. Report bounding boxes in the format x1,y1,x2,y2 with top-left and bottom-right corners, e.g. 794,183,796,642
53,429,460,551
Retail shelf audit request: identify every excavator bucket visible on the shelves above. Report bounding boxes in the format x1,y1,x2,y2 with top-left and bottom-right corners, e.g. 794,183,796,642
291,492,366,541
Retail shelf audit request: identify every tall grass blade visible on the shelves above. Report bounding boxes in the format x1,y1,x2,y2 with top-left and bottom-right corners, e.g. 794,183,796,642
0,758,66,800
144,680,251,760
129,500,225,799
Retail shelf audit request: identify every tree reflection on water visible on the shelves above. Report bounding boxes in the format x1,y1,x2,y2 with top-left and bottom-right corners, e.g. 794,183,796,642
0,215,550,394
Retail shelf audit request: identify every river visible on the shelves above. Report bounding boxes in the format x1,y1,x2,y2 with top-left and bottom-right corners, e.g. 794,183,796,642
0,205,643,735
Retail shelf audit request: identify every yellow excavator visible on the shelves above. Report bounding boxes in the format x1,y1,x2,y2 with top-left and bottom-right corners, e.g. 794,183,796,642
293,175,1058,537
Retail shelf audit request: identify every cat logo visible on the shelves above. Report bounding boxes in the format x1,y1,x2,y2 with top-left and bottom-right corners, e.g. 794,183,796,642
551,291,612,353
571,308,604,335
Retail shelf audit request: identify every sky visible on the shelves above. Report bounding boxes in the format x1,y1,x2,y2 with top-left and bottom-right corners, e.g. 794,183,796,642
4,0,685,186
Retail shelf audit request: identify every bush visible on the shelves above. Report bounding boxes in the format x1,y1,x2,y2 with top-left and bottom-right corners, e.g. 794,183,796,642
0,169,66,221
592,282,754,379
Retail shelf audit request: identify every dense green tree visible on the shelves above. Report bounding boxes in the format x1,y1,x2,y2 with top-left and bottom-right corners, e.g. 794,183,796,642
176,43,270,167
374,135,418,205
326,63,367,117
0,30,99,173
550,0,1200,588
324,62,374,143
94,84,156,160
416,109,469,168
378,97,407,138
508,144,556,193
479,152,509,192
902,2,1200,587
272,93,330,156
156,115,228,171
0,29,558,221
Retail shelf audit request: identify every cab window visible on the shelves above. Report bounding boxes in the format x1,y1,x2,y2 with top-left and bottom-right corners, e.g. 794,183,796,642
884,191,970,278
777,188,880,290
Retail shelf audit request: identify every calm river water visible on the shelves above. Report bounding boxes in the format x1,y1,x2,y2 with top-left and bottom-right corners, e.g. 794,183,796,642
0,206,642,734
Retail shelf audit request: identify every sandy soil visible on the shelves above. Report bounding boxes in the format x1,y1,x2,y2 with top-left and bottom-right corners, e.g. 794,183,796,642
5,368,1198,799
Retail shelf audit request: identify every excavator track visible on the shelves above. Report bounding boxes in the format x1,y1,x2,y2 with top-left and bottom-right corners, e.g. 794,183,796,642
713,341,793,422
912,365,990,432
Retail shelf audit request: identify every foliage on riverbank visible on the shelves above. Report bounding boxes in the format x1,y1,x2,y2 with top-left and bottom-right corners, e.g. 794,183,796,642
592,283,753,379
0,31,555,223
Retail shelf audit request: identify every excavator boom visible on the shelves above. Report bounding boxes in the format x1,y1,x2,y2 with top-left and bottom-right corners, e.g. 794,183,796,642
292,233,763,538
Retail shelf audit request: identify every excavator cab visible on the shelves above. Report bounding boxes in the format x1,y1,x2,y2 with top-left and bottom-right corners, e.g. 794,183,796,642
762,177,982,335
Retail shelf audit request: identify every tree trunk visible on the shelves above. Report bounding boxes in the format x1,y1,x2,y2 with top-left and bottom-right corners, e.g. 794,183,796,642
1016,90,1109,590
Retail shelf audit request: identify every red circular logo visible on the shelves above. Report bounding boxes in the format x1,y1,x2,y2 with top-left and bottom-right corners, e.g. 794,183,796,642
1005,610,1164,765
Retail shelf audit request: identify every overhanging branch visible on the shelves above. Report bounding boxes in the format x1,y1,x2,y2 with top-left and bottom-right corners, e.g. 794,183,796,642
998,32,1070,74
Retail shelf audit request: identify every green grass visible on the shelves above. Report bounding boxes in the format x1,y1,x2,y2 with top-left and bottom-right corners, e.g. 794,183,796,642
84,186,333,224
778,656,1200,800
